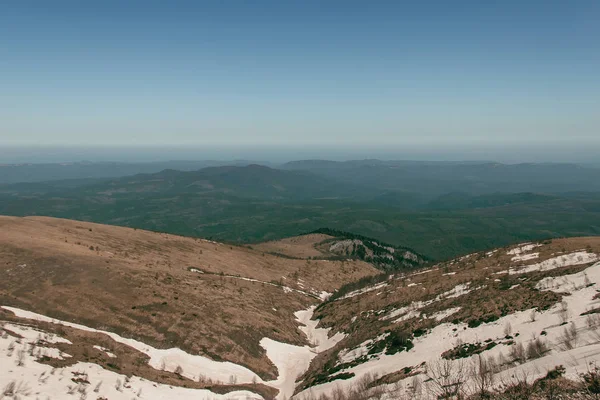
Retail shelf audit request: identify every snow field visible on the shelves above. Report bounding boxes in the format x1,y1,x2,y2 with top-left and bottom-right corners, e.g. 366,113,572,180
297,261,600,399
1,306,263,385
0,322,261,399
260,305,346,399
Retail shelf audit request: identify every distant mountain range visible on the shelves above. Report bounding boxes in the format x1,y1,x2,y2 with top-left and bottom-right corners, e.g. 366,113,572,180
282,159,600,196
1,162,600,260
0,160,264,185
2,159,599,197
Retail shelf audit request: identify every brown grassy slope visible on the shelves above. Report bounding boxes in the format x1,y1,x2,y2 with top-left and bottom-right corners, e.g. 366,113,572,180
253,234,334,259
0,216,378,380
299,237,600,390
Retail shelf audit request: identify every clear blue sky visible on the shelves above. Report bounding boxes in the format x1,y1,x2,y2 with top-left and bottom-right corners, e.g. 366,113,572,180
1,1,599,156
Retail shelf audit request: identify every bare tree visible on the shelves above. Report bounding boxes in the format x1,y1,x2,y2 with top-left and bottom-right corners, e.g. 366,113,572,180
426,359,466,399
581,362,600,400
16,348,26,366
2,381,31,397
529,310,537,323
558,322,578,350
509,342,526,363
558,302,570,324
503,322,512,337
498,369,533,400
526,337,548,359
470,354,496,398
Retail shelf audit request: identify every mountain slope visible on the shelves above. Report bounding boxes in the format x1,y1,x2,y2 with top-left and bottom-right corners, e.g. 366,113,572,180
0,160,263,185
254,230,427,272
294,237,600,399
0,216,378,399
283,160,600,197
3,219,600,399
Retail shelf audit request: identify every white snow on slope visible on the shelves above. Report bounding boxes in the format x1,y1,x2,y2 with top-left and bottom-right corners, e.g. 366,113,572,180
507,243,541,256
297,261,600,399
0,330,262,400
511,252,539,262
261,306,346,399
93,345,117,358
296,306,346,351
537,262,599,294
260,338,316,400
338,282,389,300
318,291,332,301
508,251,598,275
1,322,72,345
337,333,390,365
380,283,476,322
429,307,461,321
394,309,422,323
1,306,263,385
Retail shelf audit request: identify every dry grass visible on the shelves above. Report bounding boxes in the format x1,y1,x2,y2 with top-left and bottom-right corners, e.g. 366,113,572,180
300,237,600,390
253,233,335,259
0,215,378,381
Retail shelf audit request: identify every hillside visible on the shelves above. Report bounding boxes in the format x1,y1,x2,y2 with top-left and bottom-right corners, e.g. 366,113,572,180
3,218,600,398
0,216,378,399
283,160,600,196
4,225,600,399
255,229,427,272
295,237,600,399
0,160,262,185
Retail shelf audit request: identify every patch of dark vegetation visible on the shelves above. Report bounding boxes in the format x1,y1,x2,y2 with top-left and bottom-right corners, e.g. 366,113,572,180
367,363,425,388
413,327,428,337
442,341,498,360
208,383,278,400
303,330,413,390
467,314,500,328
309,371,356,387
310,228,429,271
319,273,390,305
581,308,600,316
380,330,414,355
263,251,302,260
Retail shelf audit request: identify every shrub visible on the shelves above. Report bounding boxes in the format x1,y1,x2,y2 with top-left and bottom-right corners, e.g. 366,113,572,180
526,337,548,360
582,363,600,396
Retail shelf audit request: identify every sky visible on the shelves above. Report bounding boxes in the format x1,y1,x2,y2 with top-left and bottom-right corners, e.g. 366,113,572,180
1,1,599,161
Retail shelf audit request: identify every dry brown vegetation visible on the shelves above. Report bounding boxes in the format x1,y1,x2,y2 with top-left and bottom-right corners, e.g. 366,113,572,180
299,237,600,391
0,216,378,381
253,234,335,259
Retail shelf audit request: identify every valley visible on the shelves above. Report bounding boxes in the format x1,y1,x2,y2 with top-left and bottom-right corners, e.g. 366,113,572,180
2,216,600,399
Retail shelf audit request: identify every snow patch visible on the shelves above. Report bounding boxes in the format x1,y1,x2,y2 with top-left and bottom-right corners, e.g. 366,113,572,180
2,306,263,385
338,282,389,300
0,332,261,399
509,251,598,275
507,243,541,256
429,307,461,321
511,252,539,262
93,345,117,358
261,306,346,399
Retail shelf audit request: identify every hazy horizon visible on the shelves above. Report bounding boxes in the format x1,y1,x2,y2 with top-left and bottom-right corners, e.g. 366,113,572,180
1,144,599,165
2,1,599,152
